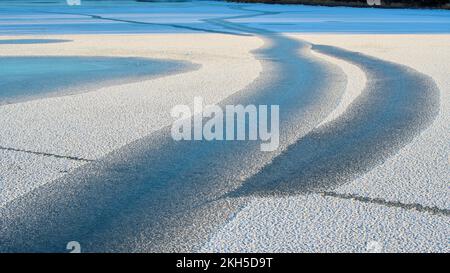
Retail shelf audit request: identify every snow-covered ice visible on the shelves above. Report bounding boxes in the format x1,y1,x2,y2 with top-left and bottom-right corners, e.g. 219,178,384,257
0,0,448,252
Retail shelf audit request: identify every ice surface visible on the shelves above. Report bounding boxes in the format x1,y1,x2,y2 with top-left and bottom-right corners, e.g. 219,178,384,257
1,1,449,35
0,0,448,253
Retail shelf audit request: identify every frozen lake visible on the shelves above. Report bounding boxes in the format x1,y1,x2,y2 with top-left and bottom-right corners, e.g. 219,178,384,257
0,0,449,253
0,0,449,35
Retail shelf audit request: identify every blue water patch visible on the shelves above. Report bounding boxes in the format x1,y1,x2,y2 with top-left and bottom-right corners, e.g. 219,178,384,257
0,56,192,104
0,39,71,44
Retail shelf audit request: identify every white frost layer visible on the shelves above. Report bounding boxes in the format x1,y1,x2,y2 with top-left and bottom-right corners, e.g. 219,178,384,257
0,34,262,205
304,43,367,127
0,150,84,206
299,34,450,210
204,35,449,252
0,34,262,160
201,195,449,253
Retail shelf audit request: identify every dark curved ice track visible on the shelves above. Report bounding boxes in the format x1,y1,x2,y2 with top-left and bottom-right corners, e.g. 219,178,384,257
0,6,440,252
232,45,440,197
